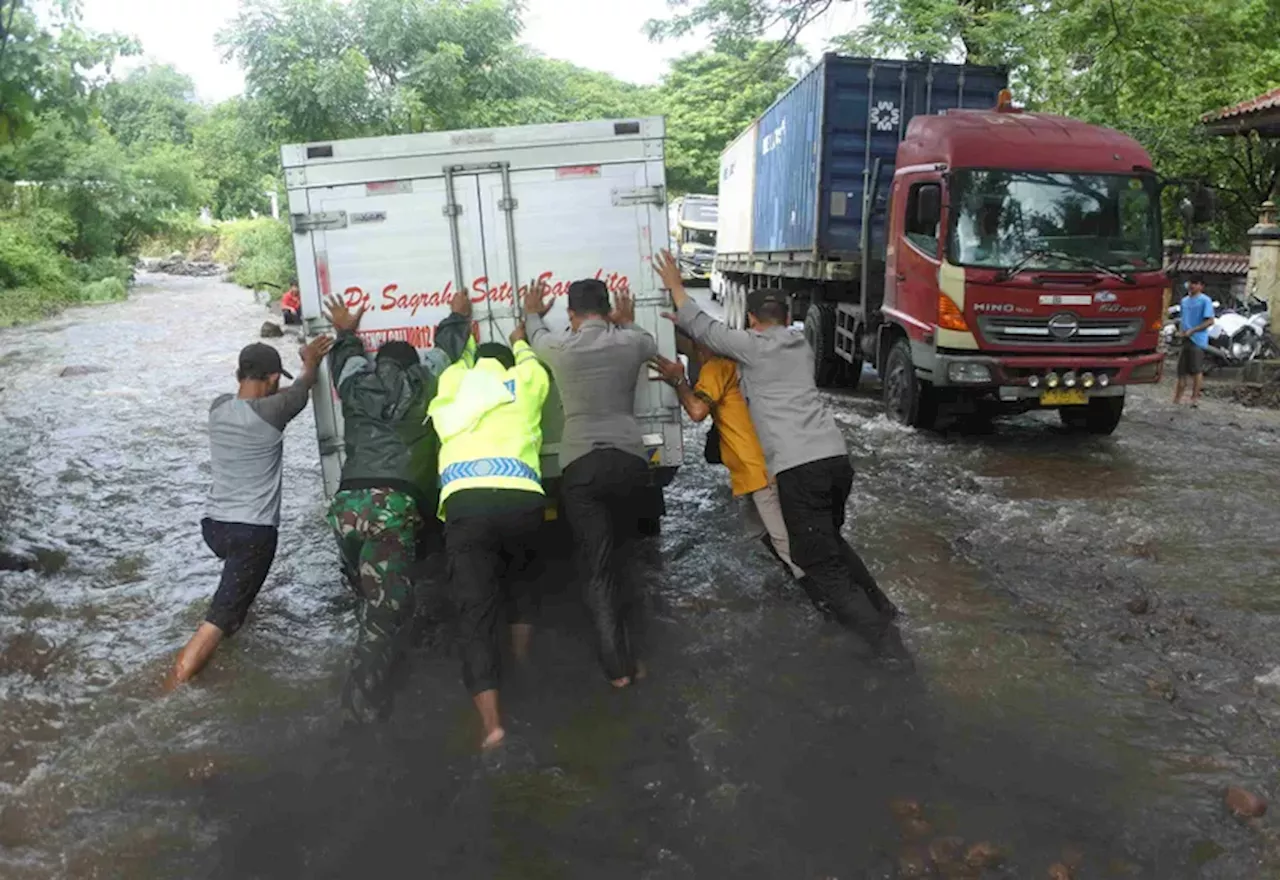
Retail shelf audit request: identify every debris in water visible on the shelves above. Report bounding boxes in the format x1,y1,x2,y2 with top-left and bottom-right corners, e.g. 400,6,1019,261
896,847,929,878
889,797,922,820
965,841,1003,869
1125,596,1150,615
1225,786,1267,819
928,836,965,870
59,365,108,377
260,321,284,338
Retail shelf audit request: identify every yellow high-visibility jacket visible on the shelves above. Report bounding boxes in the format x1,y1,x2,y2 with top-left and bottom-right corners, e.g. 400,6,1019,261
428,338,550,517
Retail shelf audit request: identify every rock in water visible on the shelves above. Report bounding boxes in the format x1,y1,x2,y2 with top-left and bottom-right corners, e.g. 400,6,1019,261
1225,787,1267,819
1125,596,1150,615
59,365,108,377
260,322,284,339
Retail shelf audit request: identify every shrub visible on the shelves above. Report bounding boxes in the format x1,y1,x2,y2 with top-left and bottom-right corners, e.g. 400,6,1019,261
0,221,74,293
80,276,129,303
70,255,134,285
216,217,296,299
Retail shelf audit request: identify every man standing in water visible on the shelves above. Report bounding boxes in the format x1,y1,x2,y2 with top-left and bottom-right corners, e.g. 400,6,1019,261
1173,274,1215,407
429,322,551,751
323,290,472,723
653,251,903,657
524,279,656,689
167,336,333,689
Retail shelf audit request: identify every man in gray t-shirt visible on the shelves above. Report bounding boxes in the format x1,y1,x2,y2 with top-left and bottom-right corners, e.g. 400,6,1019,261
166,336,331,689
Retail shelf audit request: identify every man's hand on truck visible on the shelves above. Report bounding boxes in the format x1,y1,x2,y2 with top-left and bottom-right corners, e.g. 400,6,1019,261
509,322,527,344
323,294,364,334
653,249,690,311
523,278,553,317
450,288,472,318
608,291,635,326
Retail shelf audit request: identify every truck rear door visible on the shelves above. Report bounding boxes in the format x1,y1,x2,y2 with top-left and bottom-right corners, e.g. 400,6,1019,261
286,120,682,498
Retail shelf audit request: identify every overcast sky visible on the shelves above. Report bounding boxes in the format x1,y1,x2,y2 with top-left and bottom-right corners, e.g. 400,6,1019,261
80,0,865,103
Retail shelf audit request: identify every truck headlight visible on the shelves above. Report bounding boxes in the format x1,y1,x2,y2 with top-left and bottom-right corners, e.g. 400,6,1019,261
1081,372,1096,389
1063,371,1078,388
1045,372,1061,389
947,363,992,384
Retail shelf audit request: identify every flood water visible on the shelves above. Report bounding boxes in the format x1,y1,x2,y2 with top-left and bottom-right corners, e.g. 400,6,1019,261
2,274,1280,878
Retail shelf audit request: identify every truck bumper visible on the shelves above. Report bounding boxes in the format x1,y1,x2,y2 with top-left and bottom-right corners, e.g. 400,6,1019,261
928,350,1164,390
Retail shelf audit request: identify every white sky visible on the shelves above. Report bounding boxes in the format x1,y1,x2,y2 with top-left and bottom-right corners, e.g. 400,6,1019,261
80,0,866,104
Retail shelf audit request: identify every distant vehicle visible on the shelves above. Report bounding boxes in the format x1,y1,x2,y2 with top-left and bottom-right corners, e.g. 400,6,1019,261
1166,294,1278,368
714,54,1177,436
281,118,685,529
670,194,717,284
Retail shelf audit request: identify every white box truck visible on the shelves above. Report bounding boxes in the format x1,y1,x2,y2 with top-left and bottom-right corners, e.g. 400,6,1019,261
281,117,685,527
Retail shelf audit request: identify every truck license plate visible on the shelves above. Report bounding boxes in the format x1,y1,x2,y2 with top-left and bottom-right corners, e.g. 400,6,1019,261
1040,388,1087,406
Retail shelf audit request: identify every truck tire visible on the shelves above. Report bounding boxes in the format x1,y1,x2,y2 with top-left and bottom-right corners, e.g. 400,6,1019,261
804,302,841,388
1059,396,1124,435
840,355,865,390
883,338,938,429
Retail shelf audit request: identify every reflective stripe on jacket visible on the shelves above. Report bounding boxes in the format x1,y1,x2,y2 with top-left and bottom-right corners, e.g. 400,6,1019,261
428,337,550,517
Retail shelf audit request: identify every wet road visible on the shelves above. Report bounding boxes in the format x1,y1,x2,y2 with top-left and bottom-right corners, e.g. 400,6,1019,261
3,274,1280,878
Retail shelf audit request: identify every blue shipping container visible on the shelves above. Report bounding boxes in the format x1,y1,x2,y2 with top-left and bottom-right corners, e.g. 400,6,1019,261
752,55,1009,259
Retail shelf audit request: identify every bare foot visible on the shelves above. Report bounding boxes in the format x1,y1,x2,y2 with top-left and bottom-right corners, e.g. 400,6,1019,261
165,623,224,691
610,676,632,689
481,726,506,751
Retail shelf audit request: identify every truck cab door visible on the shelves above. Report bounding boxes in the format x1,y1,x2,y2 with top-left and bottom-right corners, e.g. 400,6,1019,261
884,175,943,344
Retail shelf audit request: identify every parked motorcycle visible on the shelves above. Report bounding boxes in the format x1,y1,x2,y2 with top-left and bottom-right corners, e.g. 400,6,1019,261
1164,295,1279,369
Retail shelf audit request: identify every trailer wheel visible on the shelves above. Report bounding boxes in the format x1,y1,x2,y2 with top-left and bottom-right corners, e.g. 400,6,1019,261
803,302,841,388
883,338,938,429
1059,396,1124,435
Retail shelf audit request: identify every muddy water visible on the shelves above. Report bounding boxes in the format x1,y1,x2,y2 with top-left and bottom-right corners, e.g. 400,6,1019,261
2,275,1279,878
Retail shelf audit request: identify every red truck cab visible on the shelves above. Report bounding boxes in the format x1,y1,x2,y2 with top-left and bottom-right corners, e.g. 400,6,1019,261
876,98,1166,433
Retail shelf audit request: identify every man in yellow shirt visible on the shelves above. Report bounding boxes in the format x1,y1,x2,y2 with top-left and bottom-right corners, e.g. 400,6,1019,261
651,333,802,579
428,323,551,752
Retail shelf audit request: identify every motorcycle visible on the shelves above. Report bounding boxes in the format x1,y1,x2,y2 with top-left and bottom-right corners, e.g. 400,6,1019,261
1165,295,1279,369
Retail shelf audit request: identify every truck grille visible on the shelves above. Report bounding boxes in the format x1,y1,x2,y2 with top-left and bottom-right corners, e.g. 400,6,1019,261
976,314,1142,347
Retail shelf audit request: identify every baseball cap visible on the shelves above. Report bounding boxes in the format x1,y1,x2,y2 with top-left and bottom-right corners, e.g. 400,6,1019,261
746,289,788,315
238,342,293,380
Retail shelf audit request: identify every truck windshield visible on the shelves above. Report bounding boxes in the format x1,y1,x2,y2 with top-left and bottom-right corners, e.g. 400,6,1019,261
947,170,1161,272
683,227,717,247
682,201,718,225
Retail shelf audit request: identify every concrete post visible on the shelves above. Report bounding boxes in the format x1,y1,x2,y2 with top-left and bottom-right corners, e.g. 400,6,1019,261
1162,239,1183,320
1248,201,1280,318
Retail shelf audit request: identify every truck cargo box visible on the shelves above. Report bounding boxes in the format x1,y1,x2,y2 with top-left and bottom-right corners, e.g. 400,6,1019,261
281,118,684,504
749,54,1008,259
716,121,757,255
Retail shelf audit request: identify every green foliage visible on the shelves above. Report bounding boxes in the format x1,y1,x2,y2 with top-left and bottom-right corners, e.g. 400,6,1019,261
192,97,279,220
79,275,127,303
0,217,72,291
658,42,800,194
100,64,201,149
216,217,296,296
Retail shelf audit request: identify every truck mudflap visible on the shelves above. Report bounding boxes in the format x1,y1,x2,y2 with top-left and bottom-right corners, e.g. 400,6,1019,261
925,350,1164,389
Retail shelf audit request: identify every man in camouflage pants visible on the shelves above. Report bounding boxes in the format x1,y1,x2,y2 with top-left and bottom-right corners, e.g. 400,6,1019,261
324,290,472,723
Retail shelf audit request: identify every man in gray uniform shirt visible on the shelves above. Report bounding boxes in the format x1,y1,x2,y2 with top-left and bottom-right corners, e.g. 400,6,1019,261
167,336,331,688
524,278,656,688
653,251,902,656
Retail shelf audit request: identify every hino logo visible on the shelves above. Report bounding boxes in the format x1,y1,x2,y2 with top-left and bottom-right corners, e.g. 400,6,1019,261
1094,291,1118,303
1047,312,1080,339
973,302,1015,313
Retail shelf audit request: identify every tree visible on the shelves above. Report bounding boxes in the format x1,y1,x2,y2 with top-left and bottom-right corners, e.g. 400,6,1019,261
0,1,137,145
100,64,200,149
193,97,279,219
658,42,800,194
647,0,855,53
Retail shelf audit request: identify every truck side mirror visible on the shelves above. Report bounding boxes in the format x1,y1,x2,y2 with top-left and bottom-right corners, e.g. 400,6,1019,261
1192,186,1216,224
916,185,941,230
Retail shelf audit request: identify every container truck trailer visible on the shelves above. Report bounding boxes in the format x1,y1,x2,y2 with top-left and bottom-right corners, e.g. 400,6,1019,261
713,54,1167,434
282,117,685,526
